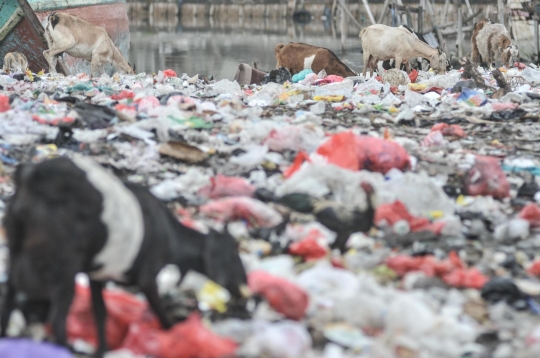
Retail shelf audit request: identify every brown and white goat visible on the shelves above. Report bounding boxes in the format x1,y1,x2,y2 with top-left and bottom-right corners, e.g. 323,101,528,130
472,20,519,68
274,42,357,78
360,24,447,77
43,12,134,76
2,52,28,73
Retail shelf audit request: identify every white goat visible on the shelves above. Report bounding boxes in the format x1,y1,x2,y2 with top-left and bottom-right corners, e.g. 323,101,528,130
360,24,447,77
43,12,134,76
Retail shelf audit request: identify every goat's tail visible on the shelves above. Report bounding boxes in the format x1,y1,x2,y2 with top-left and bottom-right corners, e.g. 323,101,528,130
359,28,367,38
274,43,285,55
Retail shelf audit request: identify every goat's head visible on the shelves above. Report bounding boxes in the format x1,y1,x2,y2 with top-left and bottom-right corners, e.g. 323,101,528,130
126,62,136,75
502,45,520,68
430,47,447,74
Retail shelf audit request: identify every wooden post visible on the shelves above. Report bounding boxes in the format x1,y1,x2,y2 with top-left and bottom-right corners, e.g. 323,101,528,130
463,0,473,16
426,0,445,50
378,0,390,24
442,0,450,22
534,19,540,61
340,0,363,28
16,0,68,75
417,4,423,34
497,0,505,26
456,0,463,58
341,0,347,52
362,0,376,25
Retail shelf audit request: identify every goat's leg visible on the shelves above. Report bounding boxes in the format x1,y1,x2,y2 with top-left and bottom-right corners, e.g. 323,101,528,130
404,60,411,74
394,56,404,72
0,278,15,337
44,43,73,73
139,277,173,330
90,280,108,357
49,277,75,348
362,51,371,77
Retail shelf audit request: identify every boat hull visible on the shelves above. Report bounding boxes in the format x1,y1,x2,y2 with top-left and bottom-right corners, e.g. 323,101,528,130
0,1,129,74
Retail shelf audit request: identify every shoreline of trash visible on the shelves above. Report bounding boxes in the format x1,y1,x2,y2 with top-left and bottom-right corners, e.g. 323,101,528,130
1,63,540,358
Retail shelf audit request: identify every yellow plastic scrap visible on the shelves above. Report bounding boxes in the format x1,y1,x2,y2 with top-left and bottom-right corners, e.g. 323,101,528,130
25,69,34,82
388,107,399,113
430,211,444,219
456,195,466,206
313,95,345,102
198,281,230,313
499,67,508,73
37,70,45,76
408,83,427,92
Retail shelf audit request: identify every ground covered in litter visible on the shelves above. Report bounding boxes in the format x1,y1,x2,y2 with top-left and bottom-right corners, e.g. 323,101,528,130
1,64,540,358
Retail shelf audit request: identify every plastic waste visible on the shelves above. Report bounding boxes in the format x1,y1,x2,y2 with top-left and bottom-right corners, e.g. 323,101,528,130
199,197,283,227
248,271,309,320
457,88,488,107
238,321,311,358
198,175,255,199
0,339,73,358
0,95,10,112
464,156,510,199
121,313,237,358
291,69,313,83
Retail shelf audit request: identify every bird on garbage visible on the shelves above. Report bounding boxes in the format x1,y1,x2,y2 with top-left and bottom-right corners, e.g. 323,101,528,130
278,182,376,254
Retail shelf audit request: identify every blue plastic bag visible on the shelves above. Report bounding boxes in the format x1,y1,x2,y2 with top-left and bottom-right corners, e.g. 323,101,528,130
292,69,313,83
0,339,73,358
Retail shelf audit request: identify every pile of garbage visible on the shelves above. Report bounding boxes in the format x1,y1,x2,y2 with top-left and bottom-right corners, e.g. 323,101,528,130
1,63,540,358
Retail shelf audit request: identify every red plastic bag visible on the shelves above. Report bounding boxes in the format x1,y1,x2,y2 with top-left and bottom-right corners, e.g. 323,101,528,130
284,151,311,178
67,284,158,350
198,175,255,199
464,156,510,199
316,132,359,171
0,95,10,113
289,237,328,261
354,136,410,174
408,69,418,83
122,313,237,358
442,268,488,289
248,271,309,320
528,260,540,276
111,90,135,101
519,203,540,228
315,132,410,174
374,201,445,234
163,69,177,78
431,123,466,138
386,252,488,289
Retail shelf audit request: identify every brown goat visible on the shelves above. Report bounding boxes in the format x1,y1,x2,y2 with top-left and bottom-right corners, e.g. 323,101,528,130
275,43,357,77
471,18,491,64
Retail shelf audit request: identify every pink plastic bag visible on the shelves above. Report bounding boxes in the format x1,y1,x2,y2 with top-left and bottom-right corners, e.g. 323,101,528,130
0,95,10,112
431,123,467,138
464,156,510,199
198,175,255,199
248,271,309,320
199,197,282,227
519,203,540,228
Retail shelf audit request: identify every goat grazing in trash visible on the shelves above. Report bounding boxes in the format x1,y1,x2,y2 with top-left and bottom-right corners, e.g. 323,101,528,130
43,12,134,76
0,155,249,357
471,18,519,69
274,42,357,78
360,24,447,78
2,52,28,73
